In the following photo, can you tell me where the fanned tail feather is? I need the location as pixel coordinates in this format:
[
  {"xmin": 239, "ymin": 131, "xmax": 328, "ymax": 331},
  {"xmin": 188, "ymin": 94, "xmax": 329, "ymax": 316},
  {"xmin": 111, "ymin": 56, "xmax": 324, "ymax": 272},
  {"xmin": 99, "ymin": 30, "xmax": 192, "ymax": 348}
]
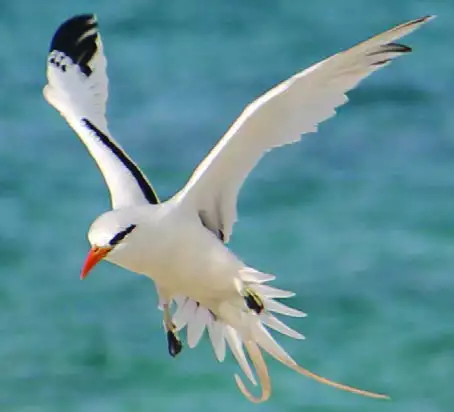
[
  {"xmin": 207, "ymin": 317, "xmax": 226, "ymax": 362},
  {"xmin": 170, "ymin": 268, "xmax": 389, "ymax": 402}
]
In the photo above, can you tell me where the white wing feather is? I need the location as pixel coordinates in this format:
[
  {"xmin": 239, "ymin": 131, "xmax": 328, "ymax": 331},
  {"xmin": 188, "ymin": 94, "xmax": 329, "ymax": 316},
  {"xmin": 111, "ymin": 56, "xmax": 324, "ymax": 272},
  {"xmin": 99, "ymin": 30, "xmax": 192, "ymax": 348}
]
[
  {"xmin": 176, "ymin": 16, "xmax": 433, "ymax": 242},
  {"xmin": 44, "ymin": 14, "xmax": 158, "ymax": 209}
]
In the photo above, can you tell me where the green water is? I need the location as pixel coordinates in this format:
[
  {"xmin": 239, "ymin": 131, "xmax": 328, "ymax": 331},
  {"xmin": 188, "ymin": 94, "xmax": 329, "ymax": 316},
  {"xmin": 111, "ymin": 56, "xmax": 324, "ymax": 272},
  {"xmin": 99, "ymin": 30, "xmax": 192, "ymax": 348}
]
[{"xmin": 0, "ymin": 1, "xmax": 452, "ymax": 411}]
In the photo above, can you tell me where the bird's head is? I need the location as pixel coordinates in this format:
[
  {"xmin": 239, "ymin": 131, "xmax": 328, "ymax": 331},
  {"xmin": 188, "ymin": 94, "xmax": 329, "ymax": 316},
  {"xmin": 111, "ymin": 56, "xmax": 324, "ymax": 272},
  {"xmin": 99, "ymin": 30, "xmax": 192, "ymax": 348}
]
[{"xmin": 81, "ymin": 212, "xmax": 138, "ymax": 279}]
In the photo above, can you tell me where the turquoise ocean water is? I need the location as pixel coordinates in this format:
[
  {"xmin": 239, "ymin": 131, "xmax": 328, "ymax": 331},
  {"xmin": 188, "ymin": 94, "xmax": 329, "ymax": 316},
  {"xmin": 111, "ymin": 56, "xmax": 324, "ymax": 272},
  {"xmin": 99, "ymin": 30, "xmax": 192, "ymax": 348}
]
[{"xmin": 0, "ymin": 1, "xmax": 452, "ymax": 411}]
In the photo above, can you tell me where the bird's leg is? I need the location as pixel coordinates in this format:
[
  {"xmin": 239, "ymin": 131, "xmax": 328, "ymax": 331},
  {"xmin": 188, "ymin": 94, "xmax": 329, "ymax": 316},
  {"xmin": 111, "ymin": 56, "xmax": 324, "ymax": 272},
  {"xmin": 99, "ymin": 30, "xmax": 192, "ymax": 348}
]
[
  {"xmin": 243, "ymin": 287, "xmax": 265, "ymax": 314},
  {"xmin": 163, "ymin": 302, "xmax": 183, "ymax": 358}
]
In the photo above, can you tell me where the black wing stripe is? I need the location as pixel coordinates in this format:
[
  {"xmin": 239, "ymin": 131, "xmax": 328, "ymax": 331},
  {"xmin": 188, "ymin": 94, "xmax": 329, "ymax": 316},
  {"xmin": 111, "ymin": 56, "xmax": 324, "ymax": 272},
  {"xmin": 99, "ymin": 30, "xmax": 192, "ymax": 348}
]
[{"xmin": 82, "ymin": 119, "xmax": 160, "ymax": 205}]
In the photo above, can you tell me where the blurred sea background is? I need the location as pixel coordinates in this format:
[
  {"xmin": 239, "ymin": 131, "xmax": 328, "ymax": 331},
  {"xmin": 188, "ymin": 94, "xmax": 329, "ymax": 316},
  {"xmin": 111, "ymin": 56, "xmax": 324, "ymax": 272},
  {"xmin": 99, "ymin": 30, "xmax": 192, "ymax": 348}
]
[{"xmin": 0, "ymin": 0, "xmax": 452, "ymax": 411}]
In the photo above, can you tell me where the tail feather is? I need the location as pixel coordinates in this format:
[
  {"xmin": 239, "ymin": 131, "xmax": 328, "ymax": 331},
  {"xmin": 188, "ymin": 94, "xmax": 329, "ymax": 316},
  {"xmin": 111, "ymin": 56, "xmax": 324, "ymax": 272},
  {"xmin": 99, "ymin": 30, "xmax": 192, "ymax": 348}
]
[
  {"xmin": 234, "ymin": 341, "xmax": 271, "ymax": 403},
  {"xmin": 263, "ymin": 297, "xmax": 307, "ymax": 317},
  {"xmin": 287, "ymin": 362, "xmax": 390, "ymax": 400},
  {"xmin": 260, "ymin": 312, "xmax": 305, "ymax": 340},
  {"xmin": 187, "ymin": 305, "xmax": 209, "ymax": 348},
  {"xmin": 251, "ymin": 319, "xmax": 297, "ymax": 367},
  {"xmin": 224, "ymin": 325, "xmax": 257, "ymax": 386},
  {"xmin": 239, "ymin": 268, "xmax": 275, "ymax": 283},
  {"xmin": 252, "ymin": 283, "xmax": 295, "ymax": 298},
  {"xmin": 173, "ymin": 297, "xmax": 197, "ymax": 331},
  {"xmin": 207, "ymin": 317, "xmax": 226, "ymax": 362},
  {"xmin": 171, "ymin": 268, "xmax": 389, "ymax": 402}
]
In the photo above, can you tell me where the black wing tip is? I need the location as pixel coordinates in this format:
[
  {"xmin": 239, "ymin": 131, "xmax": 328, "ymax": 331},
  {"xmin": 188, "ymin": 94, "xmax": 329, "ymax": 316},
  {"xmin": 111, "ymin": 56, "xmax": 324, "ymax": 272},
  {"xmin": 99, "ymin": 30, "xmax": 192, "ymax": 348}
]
[
  {"xmin": 385, "ymin": 15, "xmax": 436, "ymax": 54},
  {"xmin": 414, "ymin": 15, "xmax": 436, "ymax": 24},
  {"xmin": 49, "ymin": 14, "xmax": 99, "ymax": 76},
  {"xmin": 399, "ymin": 15, "xmax": 436, "ymax": 30},
  {"xmin": 50, "ymin": 14, "xmax": 98, "ymax": 53}
]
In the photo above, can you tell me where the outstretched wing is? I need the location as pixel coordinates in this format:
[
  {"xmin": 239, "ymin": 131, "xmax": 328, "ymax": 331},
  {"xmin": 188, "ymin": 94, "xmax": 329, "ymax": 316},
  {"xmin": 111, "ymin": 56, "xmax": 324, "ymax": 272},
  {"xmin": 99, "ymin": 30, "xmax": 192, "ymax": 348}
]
[
  {"xmin": 175, "ymin": 16, "xmax": 433, "ymax": 242},
  {"xmin": 44, "ymin": 14, "xmax": 159, "ymax": 209}
]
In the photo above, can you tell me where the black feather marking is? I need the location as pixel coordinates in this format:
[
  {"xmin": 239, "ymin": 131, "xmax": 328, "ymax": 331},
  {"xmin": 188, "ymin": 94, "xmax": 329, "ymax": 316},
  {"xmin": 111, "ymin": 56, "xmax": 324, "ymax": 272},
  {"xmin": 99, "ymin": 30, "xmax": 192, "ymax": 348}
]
[
  {"xmin": 199, "ymin": 210, "xmax": 225, "ymax": 242},
  {"xmin": 109, "ymin": 224, "xmax": 137, "ymax": 246},
  {"xmin": 49, "ymin": 14, "xmax": 98, "ymax": 76},
  {"xmin": 367, "ymin": 42, "xmax": 412, "ymax": 57},
  {"xmin": 385, "ymin": 43, "xmax": 412, "ymax": 53},
  {"xmin": 244, "ymin": 288, "xmax": 264, "ymax": 314},
  {"xmin": 82, "ymin": 118, "xmax": 160, "ymax": 205},
  {"xmin": 372, "ymin": 59, "xmax": 391, "ymax": 66}
]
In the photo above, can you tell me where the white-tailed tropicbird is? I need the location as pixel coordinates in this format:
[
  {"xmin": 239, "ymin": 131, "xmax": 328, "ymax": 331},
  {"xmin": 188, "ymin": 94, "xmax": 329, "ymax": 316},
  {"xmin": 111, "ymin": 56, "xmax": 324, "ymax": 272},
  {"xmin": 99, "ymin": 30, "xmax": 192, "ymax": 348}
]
[{"xmin": 44, "ymin": 14, "xmax": 433, "ymax": 403}]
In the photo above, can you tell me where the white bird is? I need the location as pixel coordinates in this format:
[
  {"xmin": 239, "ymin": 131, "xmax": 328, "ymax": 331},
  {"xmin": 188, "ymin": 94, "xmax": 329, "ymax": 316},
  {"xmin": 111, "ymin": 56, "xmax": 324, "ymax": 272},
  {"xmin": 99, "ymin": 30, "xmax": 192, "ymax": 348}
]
[{"xmin": 44, "ymin": 14, "xmax": 433, "ymax": 402}]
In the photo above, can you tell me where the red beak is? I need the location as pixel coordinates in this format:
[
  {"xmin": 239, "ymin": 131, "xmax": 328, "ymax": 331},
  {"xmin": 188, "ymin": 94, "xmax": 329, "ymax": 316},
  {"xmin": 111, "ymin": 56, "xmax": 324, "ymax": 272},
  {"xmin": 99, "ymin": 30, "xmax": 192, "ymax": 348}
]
[{"xmin": 80, "ymin": 246, "xmax": 111, "ymax": 279}]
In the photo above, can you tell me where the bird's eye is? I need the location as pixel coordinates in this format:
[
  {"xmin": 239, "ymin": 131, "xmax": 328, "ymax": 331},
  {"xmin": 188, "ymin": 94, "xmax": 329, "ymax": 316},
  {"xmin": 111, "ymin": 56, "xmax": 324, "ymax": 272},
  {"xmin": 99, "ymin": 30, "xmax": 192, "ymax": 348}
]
[{"xmin": 109, "ymin": 224, "xmax": 137, "ymax": 246}]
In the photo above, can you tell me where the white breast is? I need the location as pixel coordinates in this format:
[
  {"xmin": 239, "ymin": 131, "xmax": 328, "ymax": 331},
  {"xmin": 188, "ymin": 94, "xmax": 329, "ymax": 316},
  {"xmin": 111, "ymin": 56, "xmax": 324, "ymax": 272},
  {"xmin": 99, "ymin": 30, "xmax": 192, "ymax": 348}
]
[{"xmin": 106, "ymin": 204, "xmax": 244, "ymax": 306}]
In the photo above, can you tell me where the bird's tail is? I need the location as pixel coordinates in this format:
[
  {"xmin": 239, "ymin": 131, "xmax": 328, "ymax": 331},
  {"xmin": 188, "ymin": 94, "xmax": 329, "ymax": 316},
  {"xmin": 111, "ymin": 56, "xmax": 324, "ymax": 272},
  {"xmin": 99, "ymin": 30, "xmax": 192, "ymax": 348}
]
[{"xmin": 172, "ymin": 267, "xmax": 390, "ymax": 403}]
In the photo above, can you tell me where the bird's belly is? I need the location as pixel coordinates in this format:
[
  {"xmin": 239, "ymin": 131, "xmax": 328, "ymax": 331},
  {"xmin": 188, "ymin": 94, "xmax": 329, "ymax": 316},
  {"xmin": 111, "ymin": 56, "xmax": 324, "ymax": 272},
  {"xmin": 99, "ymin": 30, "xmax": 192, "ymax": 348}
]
[
  {"xmin": 154, "ymin": 242, "xmax": 241, "ymax": 304},
  {"xmin": 109, "ymin": 224, "xmax": 243, "ymax": 305}
]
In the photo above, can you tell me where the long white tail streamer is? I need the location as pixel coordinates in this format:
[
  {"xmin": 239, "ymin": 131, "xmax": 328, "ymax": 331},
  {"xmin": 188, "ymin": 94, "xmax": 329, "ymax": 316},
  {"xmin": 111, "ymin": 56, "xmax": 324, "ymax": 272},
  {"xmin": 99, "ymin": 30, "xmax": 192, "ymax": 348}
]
[
  {"xmin": 173, "ymin": 299, "xmax": 390, "ymax": 402},
  {"xmin": 234, "ymin": 339, "xmax": 389, "ymax": 403},
  {"xmin": 172, "ymin": 268, "xmax": 390, "ymax": 402}
]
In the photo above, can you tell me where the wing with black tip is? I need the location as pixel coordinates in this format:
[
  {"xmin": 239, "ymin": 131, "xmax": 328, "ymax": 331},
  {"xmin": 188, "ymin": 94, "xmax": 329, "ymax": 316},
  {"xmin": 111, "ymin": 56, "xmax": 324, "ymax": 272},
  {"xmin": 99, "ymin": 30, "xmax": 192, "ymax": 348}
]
[
  {"xmin": 176, "ymin": 16, "xmax": 433, "ymax": 243},
  {"xmin": 44, "ymin": 14, "xmax": 159, "ymax": 209}
]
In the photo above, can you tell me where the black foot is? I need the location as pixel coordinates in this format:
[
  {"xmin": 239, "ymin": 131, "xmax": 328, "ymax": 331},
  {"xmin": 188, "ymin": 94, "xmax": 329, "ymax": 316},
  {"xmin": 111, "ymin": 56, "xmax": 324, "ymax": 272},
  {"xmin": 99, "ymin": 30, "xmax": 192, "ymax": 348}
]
[
  {"xmin": 167, "ymin": 330, "xmax": 183, "ymax": 358},
  {"xmin": 244, "ymin": 288, "xmax": 264, "ymax": 314}
]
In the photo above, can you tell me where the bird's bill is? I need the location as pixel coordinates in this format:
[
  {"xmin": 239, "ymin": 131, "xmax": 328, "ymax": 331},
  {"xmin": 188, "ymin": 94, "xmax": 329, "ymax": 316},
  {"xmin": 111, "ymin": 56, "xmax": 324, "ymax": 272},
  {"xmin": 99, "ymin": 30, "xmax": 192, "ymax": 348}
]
[{"xmin": 80, "ymin": 246, "xmax": 112, "ymax": 279}]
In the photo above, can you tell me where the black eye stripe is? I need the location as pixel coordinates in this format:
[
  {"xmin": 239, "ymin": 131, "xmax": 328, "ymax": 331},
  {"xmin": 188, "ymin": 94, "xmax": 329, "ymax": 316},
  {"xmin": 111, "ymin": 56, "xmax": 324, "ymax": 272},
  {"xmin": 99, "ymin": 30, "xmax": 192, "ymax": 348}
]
[{"xmin": 109, "ymin": 224, "xmax": 137, "ymax": 246}]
